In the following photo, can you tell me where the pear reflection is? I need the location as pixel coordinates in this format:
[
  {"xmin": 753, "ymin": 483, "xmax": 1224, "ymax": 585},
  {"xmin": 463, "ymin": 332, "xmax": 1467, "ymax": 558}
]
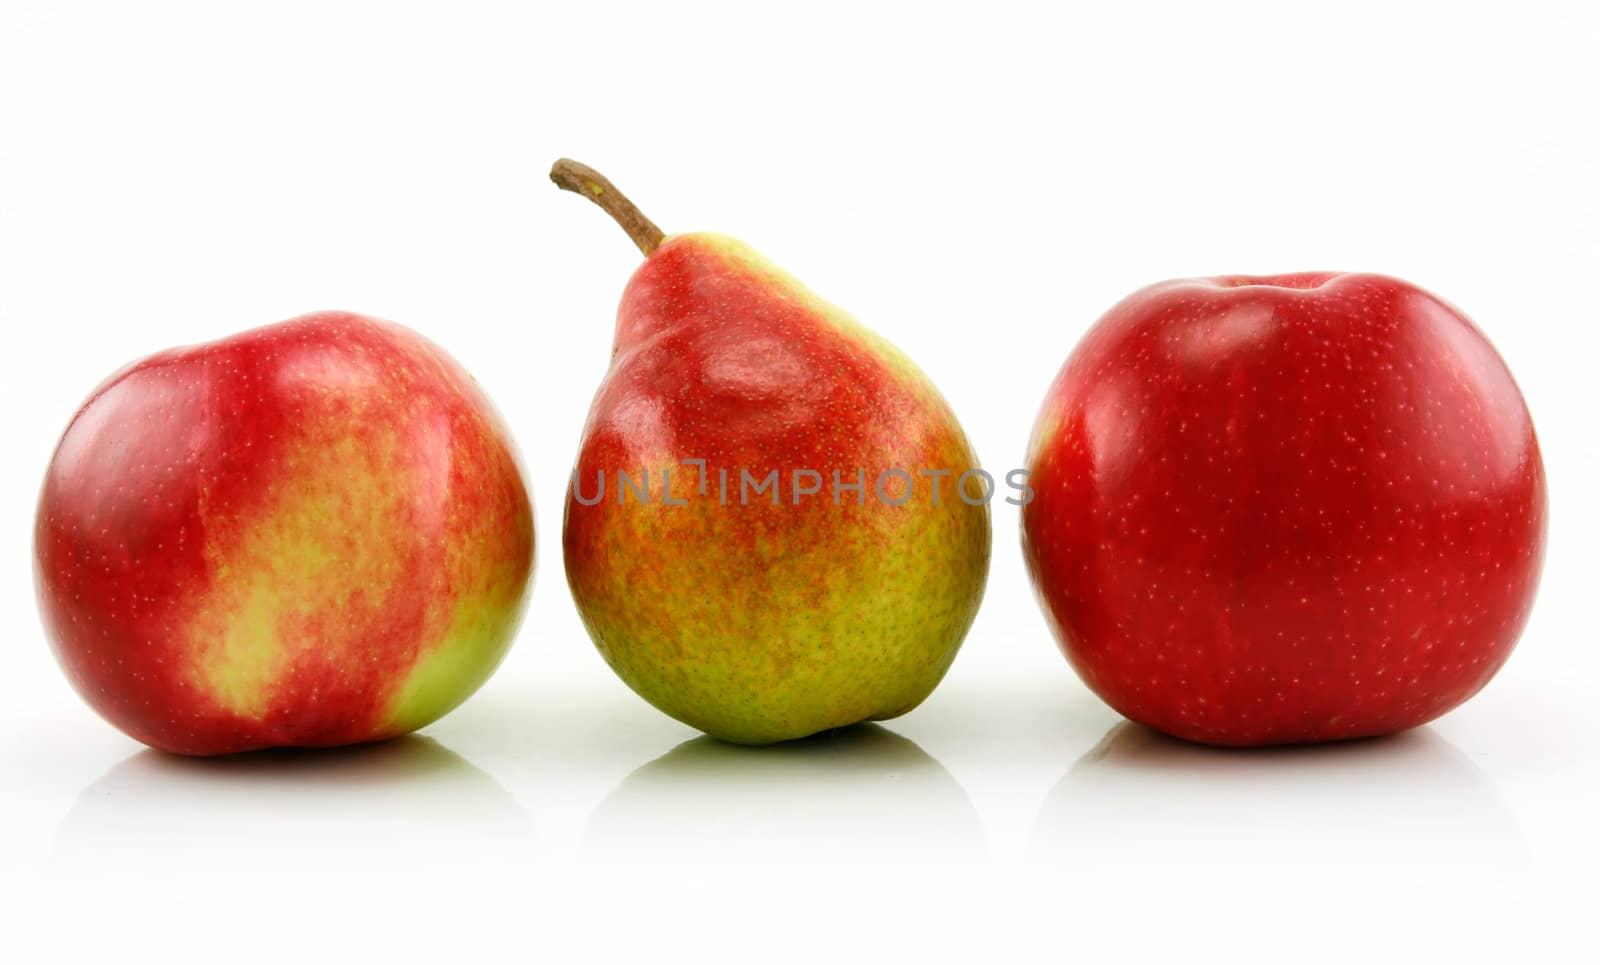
[
  {"xmin": 1031, "ymin": 722, "xmax": 1527, "ymax": 875},
  {"xmin": 53, "ymin": 736, "xmax": 532, "ymax": 882},
  {"xmin": 587, "ymin": 724, "xmax": 985, "ymax": 867}
]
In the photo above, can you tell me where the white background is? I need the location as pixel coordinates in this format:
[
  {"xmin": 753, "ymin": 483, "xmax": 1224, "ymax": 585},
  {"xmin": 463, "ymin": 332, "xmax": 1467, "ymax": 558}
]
[{"xmin": 2, "ymin": 1, "xmax": 1597, "ymax": 960}]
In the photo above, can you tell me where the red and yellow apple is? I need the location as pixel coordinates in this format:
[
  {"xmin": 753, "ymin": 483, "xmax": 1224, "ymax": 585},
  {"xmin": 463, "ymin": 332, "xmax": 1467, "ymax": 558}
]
[
  {"xmin": 1022, "ymin": 273, "xmax": 1545, "ymax": 746},
  {"xmin": 35, "ymin": 311, "xmax": 534, "ymax": 755}
]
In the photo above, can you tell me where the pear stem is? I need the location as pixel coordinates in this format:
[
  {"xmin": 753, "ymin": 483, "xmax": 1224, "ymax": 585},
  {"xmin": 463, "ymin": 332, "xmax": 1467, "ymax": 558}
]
[{"xmin": 549, "ymin": 159, "xmax": 666, "ymax": 256}]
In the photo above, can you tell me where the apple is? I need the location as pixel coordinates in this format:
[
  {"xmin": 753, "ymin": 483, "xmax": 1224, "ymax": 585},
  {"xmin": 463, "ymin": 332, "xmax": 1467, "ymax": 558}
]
[
  {"xmin": 1022, "ymin": 273, "xmax": 1546, "ymax": 746},
  {"xmin": 35, "ymin": 311, "xmax": 534, "ymax": 755}
]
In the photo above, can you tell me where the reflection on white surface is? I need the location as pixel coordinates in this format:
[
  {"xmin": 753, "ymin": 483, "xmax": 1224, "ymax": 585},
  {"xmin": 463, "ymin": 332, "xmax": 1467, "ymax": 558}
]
[
  {"xmin": 1031, "ymin": 722, "xmax": 1527, "ymax": 876},
  {"xmin": 51, "ymin": 736, "xmax": 533, "ymax": 883},
  {"xmin": 585, "ymin": 724, "xmax": 986, "ymax": 867}
]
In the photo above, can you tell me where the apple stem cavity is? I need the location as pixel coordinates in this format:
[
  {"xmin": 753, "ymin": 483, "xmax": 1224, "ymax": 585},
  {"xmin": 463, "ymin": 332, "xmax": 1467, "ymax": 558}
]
[{"xmin": 550, "ymin": 158, "xmax": 665, "ymax": 256}]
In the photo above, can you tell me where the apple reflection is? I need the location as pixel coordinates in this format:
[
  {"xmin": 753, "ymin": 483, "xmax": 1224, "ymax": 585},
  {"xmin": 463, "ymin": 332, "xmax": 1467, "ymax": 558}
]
[
  {"xmin": 1031, "ymin": 722, "xmax": 1527, "ymax": 876},
  {"xmin": 586, "ymin": 724, "xmax": 985, "ymax": 868},
  {"xmin": 52, "ymin": 736, "xmax": 532, "ymax": 883}
]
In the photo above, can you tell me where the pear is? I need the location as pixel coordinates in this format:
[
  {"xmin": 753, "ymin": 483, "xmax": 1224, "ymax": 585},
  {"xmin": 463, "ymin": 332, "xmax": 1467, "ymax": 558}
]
[{"xmin": 553, "ymin": 159, "xmax": 990, "ymax": 744}]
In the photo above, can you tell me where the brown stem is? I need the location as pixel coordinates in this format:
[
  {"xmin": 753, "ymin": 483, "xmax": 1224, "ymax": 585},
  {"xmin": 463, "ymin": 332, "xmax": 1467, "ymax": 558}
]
[{"xmin": 549, "ymin": 158, "xmax": 665, "ymax": 256}]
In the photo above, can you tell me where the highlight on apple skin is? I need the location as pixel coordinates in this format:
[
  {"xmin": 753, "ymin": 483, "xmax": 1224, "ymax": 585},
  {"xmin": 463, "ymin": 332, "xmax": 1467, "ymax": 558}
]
[
  {"xmin": 1022, "ymin": 273, "xmax": 1546, "ymax": 747},
  {"xmin": 34, "ymin": 311, "xmax": 535, "ymax": 755},
  {"xmin": 551, "ymin": 159, "xmax": 991, "ymax": 745}
]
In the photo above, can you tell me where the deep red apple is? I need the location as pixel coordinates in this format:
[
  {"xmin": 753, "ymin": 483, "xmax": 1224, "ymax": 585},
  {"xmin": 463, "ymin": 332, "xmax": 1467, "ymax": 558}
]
[
  {"xmin": 35, "ymin": 312, "xmax": 534, "ymax": 755},
  {"xmin": 1022, "ymin": 273, "xmax": 1545, "ymax": 746}
]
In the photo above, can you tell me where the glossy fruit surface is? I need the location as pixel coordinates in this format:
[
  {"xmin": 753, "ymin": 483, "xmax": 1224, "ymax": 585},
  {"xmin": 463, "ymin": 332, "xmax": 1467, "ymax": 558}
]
[
  {"xmin": 35, "ymin": 312, "xmax": 534, "ymax": 754},
  {"xmin": 554, "ymin": 161, "xmax": 990, "ymax": 744},
  {"xmin": 1022, "ymin": 273, "xmax": 1545, "ymax": 746}
]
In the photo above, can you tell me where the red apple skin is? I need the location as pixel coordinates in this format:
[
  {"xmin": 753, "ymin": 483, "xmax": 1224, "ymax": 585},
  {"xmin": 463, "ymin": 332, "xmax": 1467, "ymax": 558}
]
[
  {"xmin": 35, "ymin": 312, "xmax": 534, "ymax": 755},
  {"xmin": 1022, "ymin": 274, "xmax": 1545, "ymax": 746}
]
